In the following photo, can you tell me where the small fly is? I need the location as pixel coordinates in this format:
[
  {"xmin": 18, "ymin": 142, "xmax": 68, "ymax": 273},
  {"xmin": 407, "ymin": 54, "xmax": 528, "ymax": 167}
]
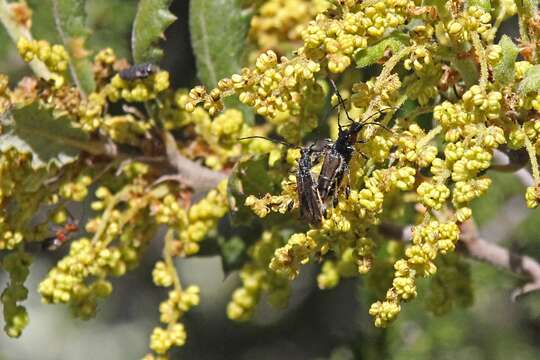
[
  {"xmin": 119, "ymin": 63, "xmax": 159, "ymax": 81},
  {"xmin": 41, "ymin": 211, "xmax": 79, "ymax": 251}
]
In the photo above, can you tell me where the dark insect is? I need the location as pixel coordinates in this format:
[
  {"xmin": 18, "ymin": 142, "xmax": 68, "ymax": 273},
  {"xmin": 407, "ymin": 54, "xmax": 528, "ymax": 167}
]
[
  {"xmin": 296, "ymin": 140, "xmax": 332, "ymax": 226},
  {"xmin": 317, "ymin": 80, "xmax": 393, "ymax": 207},
  {"xmin": 42, "ymin": 215, "xmax": 79, "ymax": 251},
  {"xmin": 119, "ymin": 63, "xmax": 159, "ymax": 81},
  {"xmin": 239, "ymin": 136, "xmax": 331, "ymax": 226}
]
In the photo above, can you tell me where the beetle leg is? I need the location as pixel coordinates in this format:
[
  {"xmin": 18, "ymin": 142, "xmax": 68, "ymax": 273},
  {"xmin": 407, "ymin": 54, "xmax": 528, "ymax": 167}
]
[
  {"xmin": 345, "ymin": 171, "xmax": 351, "ymax": 199},
  {"xmin": 287, "ymin": 200, "xmax": 294, "ymax": 211},
  {"xmin": 357, "ymin": 151, "xmax": 368, "ymax": 160},
  {"xmin": 332, "ymin": 181, "xmax": 340, "ymax": 207}
]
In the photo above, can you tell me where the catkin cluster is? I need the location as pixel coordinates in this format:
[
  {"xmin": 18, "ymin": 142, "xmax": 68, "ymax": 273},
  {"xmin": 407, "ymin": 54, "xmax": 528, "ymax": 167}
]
[
  {"xmin": 4, "ymin": 0, "xmax": 540, "ymax": 354},
  {"xmin": 197, "ymin": 0, "xmax": 540, "ymax": 328}
]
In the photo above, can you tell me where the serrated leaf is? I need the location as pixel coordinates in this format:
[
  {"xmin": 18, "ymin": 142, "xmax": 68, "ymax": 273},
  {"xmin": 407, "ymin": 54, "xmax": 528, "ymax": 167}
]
[
  {"xmin": 189, "ymin": 0, "xmax": 254, "ymax": 123},
  {"xmin": 132, "ymin": 0, "xmax": 177, "ymax": 64},
  {"xmin": 0, "ymin": 104, "xmax": 89, "ymax": 169},
  {"xmin": 52, "ymin": 0, "xmax": 96, "ymax": 95},
  {"xmin": 354, "ymin": 33, "xmax": 409, "ymax": 68},
  {"xmin": 493, "ymin": 35, "xmax": 519, "ymax": 85},
  {"xmin": 518, "ymin": 65, "xmax": 540, "ymax": 94},
  {"xmin": 189, "ymin": 0, "xmax": 252, "ymax": 87}
]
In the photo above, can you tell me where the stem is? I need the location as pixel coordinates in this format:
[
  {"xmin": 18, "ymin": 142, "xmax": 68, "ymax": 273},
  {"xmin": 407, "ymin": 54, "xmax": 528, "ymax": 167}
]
[
  {"xmin": 91, "ymin": 187, "xmax": 129, "ymax": 245},
  {"xmin": 515, "ymin": 0, "xmax": 533, "ymax": 44},
  {"xmin": 162, "ymin": 129, "xmax": 227, "ymax": 192},
  {"xmin": 376, "ymin": 46, "xmax": 413, "ymax": 92},
  {"xmin": 489, "ymin": 4, "xmax": 507, "ymax": 42},
  {"xmin": 490, "ymin": 149, "xmax": 531, "ymax": 176},
  {"xmin": 459, "ymin": 220, "xmax": 540, "ymax": 300},
  {"xmin": 471, "ymin": 32, "xmax": 488, "ymax": 89},
  {"xmin": 383, "ymin": 94, "xmax": 408, "ymax": 125},
  {"xmin": 417, "ymin": 125, "xmax": 442, "ymax": 149},
  {"xmin": 362, "ymin": 47, "xmax": 413, "ymax": 138},
  {"xmin": 164, "ymin": 228, "xmax": 182, "ymax": 292},
  {"xmin": 0, "ymin": 0, "xmax": 53, "ymax": 80},
  {"xmin": 524, "ymin": 130, "xmax": 540, "ymax": 184},
  {"xmin": 379, "ymin": 219, "xmax": 540, "ymax": 299}
]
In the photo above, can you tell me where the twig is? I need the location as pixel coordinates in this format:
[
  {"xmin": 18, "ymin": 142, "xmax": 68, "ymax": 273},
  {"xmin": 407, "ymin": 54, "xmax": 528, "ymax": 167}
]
[
  {"xmin": 379, "ymin": 220, "xmax": 540, "ymax": 300},
  {"xmin": 72, "ymin": 130, "xmax": 225, "ymax": 192},
  {"xmin": 161, "ymin": 130, "xmax": 227, "ymax": 192},
  {"xmin": 479, "ymin": 195, "xmax": 529, "ymax": 244},
  {"xmin": 459, "ymin": 220, "xmax": 540, "ymax": 300},
  {"xmin": 490, "ymin": 149, "xmax": 534, "ymax": 187},
  {"xmin": 378, "ymin": 222, "xmax": 413, "ymax": 242}
]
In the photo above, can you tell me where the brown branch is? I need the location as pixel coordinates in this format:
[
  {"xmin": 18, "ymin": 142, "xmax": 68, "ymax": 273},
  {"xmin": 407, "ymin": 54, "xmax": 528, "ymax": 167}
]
[
  {"xmin": 161, "ymin": 130, "xmax": 227, "ymax": 192},
  {"xmin": 459, "ymin": 220, "xmax": 540, "ymax": 300},
  {"xmin": 490, "ymin": 149, "xmax": 534, "ymax": 187},
  {"xmin": 379, "ymin": 220, "xmax": 540, "ymax": 300},
  {"xmin": 81, "ymin": 131, "xmax": 227, "ymax": 193},
  {"xmin": 378, "ymin": 222, "xmax": 413, "ymax": 242},
  {"xmin": 479, "ymin": 195, "xmax": 529, "ymax": 243}
]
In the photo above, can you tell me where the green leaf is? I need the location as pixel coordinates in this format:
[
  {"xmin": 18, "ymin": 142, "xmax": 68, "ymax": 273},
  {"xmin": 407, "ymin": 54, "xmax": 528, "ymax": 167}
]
[
  {"xmin": 424, "ymin": 0, "xmax": 451, "ymax": 20},
  {"xmin": 131, "ymin": 0, "xmax": 177, "ymax": 64},
  {"xmin": 493, "ymin": 35, "xmax": 519, "ymax": 85},
  {"xmin": 189, "ymin": 0, "xmax": 254, "ymax": 123},
  {"xmin": 354, "ymin": 33, "xmax": 409, "ymax": 68},
  {"xmin": 518, "ymin": 65, "xmax": 540, "ymax": 94},
  {"xmin": 189, "ymin": 0, "xmax": 252, "ymax": 87},
  {"xmin": 227, "ymin": 155, "xmax": 282, "ymax": 226},
  {"xmin": 0, "ymin": 104, "xmax": 89, "ymax": 169},
  {"xmin": 218, "ymin": 236, "xmax": 247, "ymax": 275},
  {"xmin": 467, "ymin": 0, "xmax": 491, "ymax": 11},
  {"xmin": 453, "ymin": 58, "xmax": 479, "ymax": 87},
  {"xmin": 52, "ymin": 0, "xmax": 96, "ymax": 95}
]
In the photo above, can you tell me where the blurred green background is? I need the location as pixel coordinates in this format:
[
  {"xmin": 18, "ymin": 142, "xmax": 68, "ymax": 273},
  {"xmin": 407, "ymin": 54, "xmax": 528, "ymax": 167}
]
[{"xmin": 1, "ymin": 1, "xmax": 540, "ymax": 359}]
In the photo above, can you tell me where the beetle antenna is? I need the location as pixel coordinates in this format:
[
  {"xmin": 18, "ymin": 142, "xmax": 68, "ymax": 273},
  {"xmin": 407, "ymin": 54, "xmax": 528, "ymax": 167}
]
[
  {"xmin": 360, "ymin": 107, "xmax": 396, "ymax": 133},
  {"xmin": 328, "ymin": 79, "xmax": 355, "ymax": 131},
  {"xmin": 238, "ymin": 135, "xmax": 297, "ymax": 148},
  {"xmin": 358, "ymin": 121, "xmax": 394, "ymax": 134}
]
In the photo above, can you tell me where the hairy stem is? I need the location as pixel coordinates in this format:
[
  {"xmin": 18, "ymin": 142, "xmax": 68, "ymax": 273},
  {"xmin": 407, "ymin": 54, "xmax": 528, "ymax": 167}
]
[
  {"xmin": 523, "ymin": 130, "xmax": 540, "ymax": 184},
  {"xmin": 417, "ymin": 125, "xmax": 442, "ymax": 149},
  {"xmin": 471, "ymin": 32, "xmax": 488, "ymax": 89},
  {"xmin": 91, "ymin": 187, "xmax": 129, "ymax": 245}
]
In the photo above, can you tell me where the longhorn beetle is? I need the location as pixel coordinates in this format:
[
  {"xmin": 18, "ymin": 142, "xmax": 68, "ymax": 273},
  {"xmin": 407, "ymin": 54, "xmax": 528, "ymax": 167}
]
[
  {"xmin": 239, "ymin": 136, "xmax": 332, "ymax": 227},
  {"xmin": 317, "ymin": 80, "xmax": 394, "ymax": 207}
]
